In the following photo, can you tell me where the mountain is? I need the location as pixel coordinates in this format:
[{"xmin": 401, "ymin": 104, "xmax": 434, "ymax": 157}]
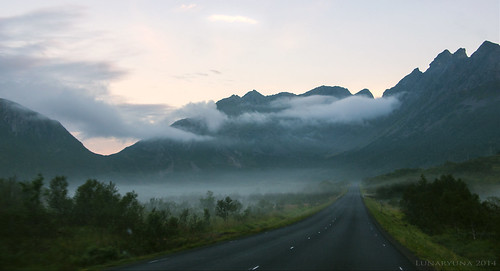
[
  {"xmin": 332, "ymin": 41, "xmax": 500, "ymax": 174},
  {"xmin": 139, "ymin": 41, "xmax": 500, "ymax": 176},
  {"xmin": 215, "ymin": 86, "xmax": 361, "ymax": 116},
  {"xmin": 354, "ymin": 89, "xmax": 374, "ymax": 98},
  {"xmin": 0, "ymin": 99, "xmax": 103, "ymax": 178},
  {"xmin": 114, "ymin": 86, "xmax": 378, "ymax": 175},
  {"xmin": 1, "ymin": 41, "xmax": 499, "ymax": 179}
]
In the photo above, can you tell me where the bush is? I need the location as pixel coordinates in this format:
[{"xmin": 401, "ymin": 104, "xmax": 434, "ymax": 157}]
[
  {"xmin": 81, "ymin": 246, "xmax": 120, "ymax": 265},
  {"xmin": 401, "ymin": 175, "xmax": 487, "ymax": 238}
]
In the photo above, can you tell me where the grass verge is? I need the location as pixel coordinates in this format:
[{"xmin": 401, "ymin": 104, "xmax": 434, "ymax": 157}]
[{"xmin": 363, "ymin": 196, "xmax": 497, "ymax": 271}]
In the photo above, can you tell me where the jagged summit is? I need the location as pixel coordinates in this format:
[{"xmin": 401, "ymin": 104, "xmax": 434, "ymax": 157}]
[
  {"xmin": 216, "ymin": 86, "xmax": 356, "ymax": 116},
  {"xmin": 453, "ymin": 48, "xmax": 468, "ymax": 59},
  {"xmin": 427, "ymin": 48, "xmax": 466, "ymax": 73},
  {"xmin": 383, "ymin": 40, "xmax": 499, "ymax": 99},
  {"xmin": 470, "ymin": 40, "xmax": 500, "ymax": 63}
]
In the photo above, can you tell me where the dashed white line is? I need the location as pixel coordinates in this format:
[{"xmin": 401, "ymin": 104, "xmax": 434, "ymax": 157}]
[
  {"xmin": 148, "ymin": 260, "xmax": 159, "ymax": 264},
  {"xmin": 399, "ymin": 266, "xmax": 403, "ymax": 271},
  {"xmin": 249, "ymin": 265, "xmax": 260, "ymax": 270},
  {"xmin": 290, "ymin": 246, "xmax": 294, "ymax": 250}
]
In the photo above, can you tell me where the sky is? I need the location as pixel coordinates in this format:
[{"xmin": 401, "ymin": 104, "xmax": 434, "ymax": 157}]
[{"xmin": 0, "ymin": 0, "xmax": 499, "ymax": 155}]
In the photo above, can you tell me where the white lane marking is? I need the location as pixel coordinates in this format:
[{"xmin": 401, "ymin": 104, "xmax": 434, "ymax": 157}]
[
  {"xmin": 399, "ymin": 267, "xmax": 403, "ymax": 271},
  {"xmin": 290, "ymin": 246, "xmax": 294, "ymax": 250},
  {"xmin": 318, "ymin": 231, "xmax": 321, "ymax": 234},
  {"xmin": 307, "ymin": 237, "xmax": 311, "ymax": 240},
  {"xmin": 250, "ymin": 265, "xmax": 260, "ymax": 270},
  {"xmin": 382, "ymin": 243, "xmax": 386, "ymax": 247},
  {"xmin": 149, "ymin": 260, "xmax": 159, "ymax": 264}
]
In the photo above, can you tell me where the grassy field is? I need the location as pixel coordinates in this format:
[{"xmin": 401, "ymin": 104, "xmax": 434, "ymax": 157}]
[{"xmin": 363, "ymin": 196, "xmax": 498, "ymax": 271}]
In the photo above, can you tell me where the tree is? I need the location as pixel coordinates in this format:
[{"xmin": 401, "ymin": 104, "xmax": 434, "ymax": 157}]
[
  {"xmin": 73, "ymin": 179, "xmax": 121, "ymax": 228},
  {"xmin": 216, "ymin": 196, "xmax": 242, "ymax": 221},
  {"xmin": 401, "ymin": 175, "xmax": 485, "ymax": 237},
  {"xmin": 47, "ymin": 176, "xmax": 73, "ymax": 219},
  {"xmin": 118, "ymin": 191, "xmax": 144, "ymax": 233},
  {"xmin": 20, "ymin": 174, "xmax": 44, "ymax": 213}
]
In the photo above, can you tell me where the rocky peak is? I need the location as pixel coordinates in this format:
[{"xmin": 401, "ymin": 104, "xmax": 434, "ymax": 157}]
[
  {"xmin": 382, "ymin": 68, "xmax": 423, "ymax": 97},
  {"xmin": 354, "ymin": 89, "xmax": 374, "ymax": 99},
  {"xmin": 428, "ymin": 49, "xmax": 453, "ymax": 71},
  {"xmin": 242, "ymin": 90, "xmax": 266, "ymax": 104},
  {"xmin": 453, "ymin": 48, "xmax": 468, "ymax": 59},
  {"xmin": 470, "ymin": 40, "xmax": 500, "ymax": 61},
  {"xmin": 301, "ymin": 85, "xmax": 352, "ymax": 99}
]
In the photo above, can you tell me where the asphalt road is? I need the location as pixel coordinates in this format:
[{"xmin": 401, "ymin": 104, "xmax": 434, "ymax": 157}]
[{"xmin": 114, "ymin": 185, "xmax": 415, "ymax": 270}]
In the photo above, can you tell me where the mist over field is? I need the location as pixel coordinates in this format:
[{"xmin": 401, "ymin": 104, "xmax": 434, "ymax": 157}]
[{"xmin": 66, "ymin": 168, "xmax": 346, "ymax": 202}]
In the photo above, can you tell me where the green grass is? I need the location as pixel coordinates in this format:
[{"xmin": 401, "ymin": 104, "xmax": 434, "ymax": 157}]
[{"xmin": 363, "ymin": 197, "xmax": 498, "ymax": 271}]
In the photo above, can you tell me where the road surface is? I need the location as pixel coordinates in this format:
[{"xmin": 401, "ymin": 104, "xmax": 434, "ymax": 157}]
[{"xmin": 113, "ymin": 185, "xmax": 415, "ymax": 270}]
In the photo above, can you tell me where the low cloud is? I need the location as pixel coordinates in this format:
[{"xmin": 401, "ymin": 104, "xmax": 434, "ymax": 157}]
[
  {"xmin": 274, "ymin": 95, "xmax": 400, "ymax": 124},
  {"xmin": 220, "ymin": 95, "xmax": 401, "ymax": 128},
  {"xmin": 0, "ymin": 7, "xmax": 207, "ymax": 145},
  {"xmin": 0, "ymin": 7, "xmax": 400, "ymax": 152},
  {"xmin": 172, "ymin": 101, "xmax": 228, "ymax": 132}
]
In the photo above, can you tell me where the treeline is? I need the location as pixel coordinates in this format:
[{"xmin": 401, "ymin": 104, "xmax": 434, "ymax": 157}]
[
  {"xmin": 401, "ymin": 175, "xmax": 500, "ymax": 239},
  {"xmin": 371, "ymin": 175, "xmax": 500, "ymax": 262},
  {"xmin": 0, "ymin": 175, "xmax": 340, "ymax": 270}
]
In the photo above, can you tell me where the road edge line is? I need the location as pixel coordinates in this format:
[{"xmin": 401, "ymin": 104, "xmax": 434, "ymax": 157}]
[{"xmin": 361, "ymin": 194, "xmax": 433, "ymax": 271}]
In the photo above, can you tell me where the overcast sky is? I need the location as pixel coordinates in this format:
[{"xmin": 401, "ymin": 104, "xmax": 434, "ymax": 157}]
[{"xmin": 0, "ymin": 0, "xmax": 498, "ymax": 154}]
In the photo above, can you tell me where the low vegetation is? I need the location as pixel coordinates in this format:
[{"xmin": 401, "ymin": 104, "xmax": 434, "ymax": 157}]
[
  {"xmin": 364, "ymin": 175, "xmax": 499, "ymax": 271},
  {"xmin": 0, "ymin": 175, "xmax": 343, "ymax": 270},
  {"xmin": 364, "ymin": 154, "xmax": 500, "ymax": 197}
]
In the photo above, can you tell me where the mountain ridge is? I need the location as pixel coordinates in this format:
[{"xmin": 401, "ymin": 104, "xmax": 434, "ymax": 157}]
[{"xmin": 1, "ymin": 41, "xmax": 499, "ymax": 179}]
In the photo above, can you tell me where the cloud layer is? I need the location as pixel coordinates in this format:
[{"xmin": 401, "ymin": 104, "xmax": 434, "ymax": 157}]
[
  {"xmin": 274, "ymin": 95, "xmax": 400, "ymax": 124},
  {"xmin": 0, "ymin": 7, "xmax": 207, "ymax": 145},
  {"xmin": 0, "ymin": 7, "xmax": 401, "ymax": 154}
]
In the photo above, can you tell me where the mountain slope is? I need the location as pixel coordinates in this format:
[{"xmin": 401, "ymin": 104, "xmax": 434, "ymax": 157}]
[
  {"xmin": 0, "ymin": 98, "xmax": 103, "ymax": 178},
  {"xmin": 113, "ymin": 86, "xmax": 378, "ymax": 174},
  {"xmin": 333, "ymin": 41, "xmax": 500, "ymax": 174}
]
